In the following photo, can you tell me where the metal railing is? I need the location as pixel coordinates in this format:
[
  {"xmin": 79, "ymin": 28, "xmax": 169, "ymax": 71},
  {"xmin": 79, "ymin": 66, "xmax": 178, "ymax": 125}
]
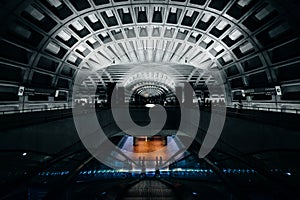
[
  {"xmin": 1, "ymin": 103, "xmax": 300, "ymax": 115},
  {"xmin": 0, "ymin": 106, "xmax": 73, "ymax": 115},
  {"xmin": 228, "ymin": 105, "xmax": 300, "ymax": 114}
]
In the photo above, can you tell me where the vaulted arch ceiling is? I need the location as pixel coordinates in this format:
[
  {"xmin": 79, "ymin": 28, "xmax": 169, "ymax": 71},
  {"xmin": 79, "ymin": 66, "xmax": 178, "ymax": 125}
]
[{"xmin": 0, "ymin": 0, "xmax": 300, "ymax": 105}]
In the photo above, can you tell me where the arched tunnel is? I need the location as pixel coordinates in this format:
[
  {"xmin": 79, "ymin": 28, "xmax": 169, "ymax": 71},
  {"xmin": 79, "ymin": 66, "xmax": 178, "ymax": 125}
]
[{"xmin": 0, "ymin": 0, "xmax": 300, "ymax": 199}]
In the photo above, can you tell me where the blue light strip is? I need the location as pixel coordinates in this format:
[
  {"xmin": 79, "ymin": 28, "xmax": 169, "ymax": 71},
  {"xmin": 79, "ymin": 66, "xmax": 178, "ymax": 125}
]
[{"xmin": 37, "ymin": 168, "xmax": 292, "ymax": 177}]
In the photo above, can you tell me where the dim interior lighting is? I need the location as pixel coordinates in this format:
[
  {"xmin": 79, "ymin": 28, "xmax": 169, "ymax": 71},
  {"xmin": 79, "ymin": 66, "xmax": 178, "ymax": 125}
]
[
  {"xmin": 22, "ymin": 152, "xmax": 27, "ymax": 156},
  {"xmin": 145, "ymin": 104, "xmax": 156, "ymax": 108},
  {"xmin": 286, "ymin": 172, "xmax": 292, "ymax": 176}
]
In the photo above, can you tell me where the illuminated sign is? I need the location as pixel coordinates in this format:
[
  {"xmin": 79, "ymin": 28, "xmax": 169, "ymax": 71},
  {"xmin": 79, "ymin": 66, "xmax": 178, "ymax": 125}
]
[
  {"xmin": 275, "ymin": 86, "xmax": 282, "ymax": 96},
  {"xmin": 18, "ymin": 86, "xmax": 25, "ymax": 96}
]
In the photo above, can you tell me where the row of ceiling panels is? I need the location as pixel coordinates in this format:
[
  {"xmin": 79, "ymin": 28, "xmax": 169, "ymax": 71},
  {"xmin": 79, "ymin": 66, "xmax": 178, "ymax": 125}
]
[
  {"xmin": 81, "ymin": 64, "xmax": 210, "ymax": 88},
  {"xmin": 0, "ymin": 0, "xmax": 299, "ymax": 96}
]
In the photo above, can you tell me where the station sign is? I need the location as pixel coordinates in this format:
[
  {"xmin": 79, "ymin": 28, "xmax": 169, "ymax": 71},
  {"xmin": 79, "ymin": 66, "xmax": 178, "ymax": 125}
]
[
  {"xmin": 233, "ymin": 86, "xmax": 282, "ymax": 96},
  {"xmin": 18, "ymin": 87, "xmax": 55, "ymax": 96},
  {"xmin": 243, "ymin": 87, "xmax": 278, "ymax": 96}
]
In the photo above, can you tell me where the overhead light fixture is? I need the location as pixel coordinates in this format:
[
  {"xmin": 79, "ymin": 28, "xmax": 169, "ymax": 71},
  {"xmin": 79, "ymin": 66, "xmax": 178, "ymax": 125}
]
[
  {"xmin": 239, "ymin": 42, "xmax": 254, "ymax": 54},
  {"xmin": 201, "ymin": 13, "xmax": 212, "ymax": 23},
  {"xmin": 222, "ymin": 53, "xmax": 232, "ymax": 63},
  {"xmin": 57, "ymin": 30, "xmax": 71, "ymax": 41},
  {"xmin": 268, "ymin": 24, "xmax": 289, "ymax": 38},
  {"xmin": 192, "ymin": 32, "xmax": 199, "ymax": 38},
  {"xmin": 100, "ymin": 32, "xmax": 108, "ymax": 37},
  {"xmin": 216, "ymin": 20, "xmax": 228, "ymax": 30},
  {"xmin": 123, "ymin": 7, "xmax": 130, "ymax": 13},
  {"xmin": 47, "ymin": 0, "xmax": 62, "ymax": 8},
  {"xmin": 88, "ymin": 37, "xmax": 97, "ymax": 44},
  {"xmin": 145, "ymin": 104, "xmax": 156, "ymax": 108},
  {"xmin": 46, "ymin": 42, "xmax": 60, "ymax": 54},
  {"xmin": 68, "ymin": 54, "xmax": 78, "ymax": 63},
  {"xmin": 106, "ymin": 10, "xmax": 114, "ymax": 18},
  {"xmin": 237, "ymin": 0, "xmax": 252, "ymax": 7},
  {"xmin": 229, "ymin": 29, "xmax": 242, "ymax": 40},
  {"xmin": 14, "ymin": 25, "xmax": 32, "ymax": 39},
  {"xmin": 203, "ymin": 37, "xmax": 211, "ymax": 44},
  {"xmin": 22, "ymin": 152, "xmax": 27, "ymax": 156},
  {"xmin": 255, "ymin": 5, "xmax": 274, "ymax": 21},
  {"xmin": 88, "ymin": 14, "xmax": 98, "ymax": 23},
  {"xmin": 214, "ymin": 44, "xmax": 223, "ymax": 52},
  {"xmin": 72, "ymin": 20, "xmax": 84, "ymax": 31},
  {"xmin": 77, "ymin": 45, "xmax": 86, "ymax": 53},
  {"xmin": 25, "ymin": 5, "xmax": 45, "ymax": 21},
  {"xmin": 186, "ymin": 10, "xmax": 194, "ymax": 17}
]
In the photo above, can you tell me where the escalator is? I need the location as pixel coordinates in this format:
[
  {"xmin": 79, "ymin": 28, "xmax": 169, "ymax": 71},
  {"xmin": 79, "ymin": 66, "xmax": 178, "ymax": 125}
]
[{"xmin": 121, "ymin": 179, "xmax": 178, "ymax": 200}]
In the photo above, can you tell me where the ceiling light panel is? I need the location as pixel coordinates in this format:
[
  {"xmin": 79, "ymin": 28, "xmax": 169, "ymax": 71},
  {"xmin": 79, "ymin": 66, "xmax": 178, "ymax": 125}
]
[
  {"xmin": 46, "ymin": 0, "xmax": 62, "ymax": 8},
  {"xmin": 57, "ymin": 30, "xmax": 71, "ymax": 41},
  {"xmin": 88, "ymin": 14, "xmax": 99, "ymax": 23},
  {"xmin": 71, "ymin": 20, "xmax": 84, "ymax": 31},
  {"xmin": 46, "ymin": 42, "xmax": 61, "ymax": 54},
  {"xmin": 24, "ymin": 5, "xmax": 45, "ymax": 21}
]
